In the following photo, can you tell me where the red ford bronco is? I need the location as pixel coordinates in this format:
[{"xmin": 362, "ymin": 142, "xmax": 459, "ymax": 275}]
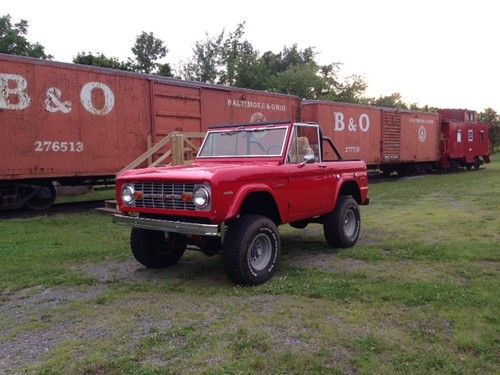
[{"xmin": 113, "ymin": 121, "xmax": 369, "ymax": 284}]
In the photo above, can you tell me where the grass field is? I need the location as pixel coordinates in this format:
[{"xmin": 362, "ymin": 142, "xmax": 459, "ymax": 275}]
[
  {"xmin": 0, "ymin": 159, "xmax": 499, "ymax": 374},
  {"xmin": 54, "ymin": 188, "xmax": 115, "ymax": 204}
]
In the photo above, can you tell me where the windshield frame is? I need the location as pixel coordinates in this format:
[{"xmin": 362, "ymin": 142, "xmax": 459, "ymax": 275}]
[{"xmin": 196, "ymin": 125, "xmax": 291, "ymax": 159}]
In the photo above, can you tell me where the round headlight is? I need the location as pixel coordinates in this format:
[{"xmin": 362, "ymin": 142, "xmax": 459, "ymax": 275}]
[
  {"xmin": 193, "ymin": 186, "xmax": 210, "ymax": 208},
  {"xmin": 122, "ymin": 184, "xmax": 135, "ymax": 205}
]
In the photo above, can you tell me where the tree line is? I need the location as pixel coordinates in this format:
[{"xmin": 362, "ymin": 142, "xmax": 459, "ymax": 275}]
[{"xmin": 1, "ymin": 14, "xmax": 498, "ymax": 149}]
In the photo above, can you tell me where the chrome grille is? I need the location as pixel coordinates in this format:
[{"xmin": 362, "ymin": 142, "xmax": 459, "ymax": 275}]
[{"xmin": 134, "ymin": 182, "xmax": 196, "ymax": 210}]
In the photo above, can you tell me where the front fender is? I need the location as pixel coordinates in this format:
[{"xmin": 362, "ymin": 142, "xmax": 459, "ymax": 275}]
[{"xmin": 223, "ymin": 183, "xmax": 281, "ymax": 222}]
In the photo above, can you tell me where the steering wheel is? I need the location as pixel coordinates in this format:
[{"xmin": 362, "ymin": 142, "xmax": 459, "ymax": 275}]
[{"xmin": 266, "ymin": 145, "xmax": 282, "ymax": 155}]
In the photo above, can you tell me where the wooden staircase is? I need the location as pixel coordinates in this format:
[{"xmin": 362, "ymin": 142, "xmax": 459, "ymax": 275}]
[
  {"xmin": 97, "ymin": 131, "xmax": 206, "ymax": 214},
  {"xmin": 95, "ymin": 199, "xmax": 120, "ymax": 214},
  {"xmin": 117, "ymin": 131, "xmax": 206, "ymax": 175}
]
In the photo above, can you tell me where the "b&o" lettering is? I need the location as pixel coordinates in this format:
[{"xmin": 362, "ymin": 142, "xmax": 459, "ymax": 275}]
[
  {"xmin": 334, "ymin": 112, "xmax": 370, "ymax": 132},
  {"xmin": 0, "ymin": 73, "xmax": 115, "ymax": 116}
]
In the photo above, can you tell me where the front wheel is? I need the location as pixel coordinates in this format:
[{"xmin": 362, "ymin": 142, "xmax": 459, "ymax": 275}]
[
  {"xmin": 222, "ymin": 215, "xmax": 280, "ymax": 285},
  {"xmin": 323, "ymin": 195, "xmax": 361, "ymax": 248},
  {"xmin": 130, "ymin": 228, "xmax": 186, "ymax": 268}
]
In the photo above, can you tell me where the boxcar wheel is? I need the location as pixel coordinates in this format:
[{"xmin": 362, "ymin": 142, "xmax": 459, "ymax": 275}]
[
  {"xmin": 323, "ymin": 195, "xmax": 361, "ymax": 248},
  {"xmin": 130, "ymin": 228, "xmax": 186, "ymax": 268},
  {"xmin": 25, "ymin": 183, "xmax": 56, "ymax": 210},
  {"xmin": 473, "ymin": 158, "xmax": 481, "ymax": 170},
  {"xmin": 222, "ymin": 214, "xmax": 280, "ymax": 285}
]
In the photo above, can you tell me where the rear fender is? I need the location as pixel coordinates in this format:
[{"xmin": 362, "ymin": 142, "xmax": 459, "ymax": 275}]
[{"xmin": 332, "ymin": 179, "xmax": 364, "ymax": 211}]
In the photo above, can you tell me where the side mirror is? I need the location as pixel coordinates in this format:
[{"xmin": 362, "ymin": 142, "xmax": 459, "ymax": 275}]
[{"xmin": 300, "ymin": 154, "xmax": 315, "ymax": 166}]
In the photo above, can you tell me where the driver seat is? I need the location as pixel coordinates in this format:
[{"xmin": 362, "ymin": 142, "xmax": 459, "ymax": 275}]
[{"xmin": 297, "ymin": 136, "xmax": 314, "ymax": 162}]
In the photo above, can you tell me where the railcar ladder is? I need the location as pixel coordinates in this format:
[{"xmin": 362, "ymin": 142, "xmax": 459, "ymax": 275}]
[{"xmin": 381, "ymin": 112, "xmax": 401, "ymax": 162}]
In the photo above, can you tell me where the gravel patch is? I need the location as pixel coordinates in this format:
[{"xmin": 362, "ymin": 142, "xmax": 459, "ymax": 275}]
[
  {"xmin": 289, "ymin": 255, "xmax": 470, "ymax": 283},
  {"xmin": 0, "ymin": 285, "xmax": 107, "ymax": 319},
  {"xmin": 0, "ymin": 285, "xmax": 109, "ymax": 373},
  {"xmin": 0, "ymin": 321, "xmax": 74, "ymax": 373},
  {"xmin": 289, "ymin": 254, "xmax": 368, "ymax": 273},
  {"xmin": 75, "ymin": 259, "xmax": 149, "ymax": 283}
]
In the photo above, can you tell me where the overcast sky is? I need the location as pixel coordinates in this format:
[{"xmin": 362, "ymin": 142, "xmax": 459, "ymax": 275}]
[{"xmin": 3, "ymin": 0, "xmax": 498, "ymax": 111}]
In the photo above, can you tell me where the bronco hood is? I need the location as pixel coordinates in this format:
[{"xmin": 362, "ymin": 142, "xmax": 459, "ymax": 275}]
[{"xmin": 117, "ymin": 161, "xmax": 281, "ymax": 183}]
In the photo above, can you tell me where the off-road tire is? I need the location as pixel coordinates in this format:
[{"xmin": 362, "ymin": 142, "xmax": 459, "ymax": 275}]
[
  {"xmin": 323, "ymin": 195, "xmax": 361, "ymax": 248},
  {"xmin": 222, "ymin": 214, "xmax": 280, "ymax": 285},
  {"xmin": 130, "ymin": 228, "xmax": 186, "ymax": 268}
]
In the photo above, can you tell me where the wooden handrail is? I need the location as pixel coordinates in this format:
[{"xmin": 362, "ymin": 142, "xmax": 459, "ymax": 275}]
[
  {"xmin": 117, "ymin": 133, "xmax": 172, "ymax": 175},
  {"xmin": 117, "ymin": 131, "xmax": 206, "ymax": 176},
  {"xmin": 150, "ymin": 149, "xmax": 172, "ymax": 167}
]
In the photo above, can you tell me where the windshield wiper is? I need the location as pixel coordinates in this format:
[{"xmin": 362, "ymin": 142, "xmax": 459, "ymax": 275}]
[{"xmin": 221, "ymin": 128, "xmax": 268, "ymax": 136}]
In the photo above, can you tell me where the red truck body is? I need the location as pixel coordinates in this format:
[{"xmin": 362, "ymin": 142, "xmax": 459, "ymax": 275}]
[
  {"xmin": 114, "ymin": 121, "xmax": 369, "ymax": 284},
  {"xmin": 117, "ymin": 123, "xmax": 369, "ymax": 225}
]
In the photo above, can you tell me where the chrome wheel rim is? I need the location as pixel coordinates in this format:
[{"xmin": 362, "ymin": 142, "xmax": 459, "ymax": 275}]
[
  {"xmin": 344, "ymin": 209, "xmax": 357, "ymax": 238},
  {"xmin": 248, "ymin": 233, "xmax": 272, "ymax": 271}
]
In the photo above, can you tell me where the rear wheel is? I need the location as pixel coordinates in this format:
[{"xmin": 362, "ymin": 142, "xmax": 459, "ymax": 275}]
[
  {"xmin": 130, "ymin": 228, "xmax": 186, "ymax": 268},
  {"xmin": 222, "ymin": 214, "xmax": 280, "ymax": 285},
  {"xmin": 323, "ymin": 195, "xmax": 361, "ymax": 248}
]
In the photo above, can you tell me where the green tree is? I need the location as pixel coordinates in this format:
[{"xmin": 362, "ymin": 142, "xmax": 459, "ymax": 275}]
[
  {"xmin": 370, "ymin": 92, "xmax": 408, "ymax": 109},
  {"xmin": 478, "ymin": 108, "xmax": 500, "ymax": 151},
  {"xmin": 271, "ymin": 63, "xmax": 327, "ymax": 99},
  {"xmin": 0, "ymin": 14, "xmax": 52, "ymax": 59},
  {"xmin": 73, "ymin": 52, "xmax": 132, "ymax": 71},
  {"xmin": 183, "ymin": 23, "xmax": 368, "ymax": 102},
  {"xmin": 131, "ymin": 31, "xmax": 170, "ymax": 75},
  {"xmin": 156, "ymin": 63, "xmax": 172, "ymax": 77},
  {"xmin": 184, "ymin": 31, "xmax": 224, "ymax": 83},
  {"xmin": 74, "ymin": 31, "xmax": 172, "ymax": 77},
  {"xmin": 184, "ymin": 23, "xmax": 267, "ymax": 89},
  {"xmin": 256, "ymin": 44, "xmax": 368, "ymax": 101},
  {"xmin": 261, "ymin": 44, "xmax": 316, "ymax": 75},
  {"xmin": 330, "ymin": 74, "xmax": 367, "ymax": 103}
]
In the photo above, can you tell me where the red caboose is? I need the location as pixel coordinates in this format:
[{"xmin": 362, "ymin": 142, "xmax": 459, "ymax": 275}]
[{"xmin": 439, "ymin": 109, "xmax": 491, "ymax": 170}]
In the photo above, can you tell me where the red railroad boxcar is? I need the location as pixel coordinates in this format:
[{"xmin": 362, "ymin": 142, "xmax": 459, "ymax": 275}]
[
  {"xmin": 0, "ymin": 54, "xmax": 300, "ymax": 209},
  {"xmin": 302, "ymin": 101, "xmax": 382, "ymax": 165},
  {"xmin": 302, "ymin": 101, "xmax": 441, "ymax": 175},
  {"xmin": 379, "ymin": 108, "xmax": 440, "ymax": 175},
  {"xmin": 439, "ymin": 109, "xmax": 491, "ymax": 170}
]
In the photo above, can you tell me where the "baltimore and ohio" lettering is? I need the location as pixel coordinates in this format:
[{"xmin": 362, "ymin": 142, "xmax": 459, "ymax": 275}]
[
  {"xmin": 227, "ymin": 99, "xmax": 286, "ymax": 112},
  {"xmin": 409, "ymin": 118, "xmax": 434, "ymax": 125}
]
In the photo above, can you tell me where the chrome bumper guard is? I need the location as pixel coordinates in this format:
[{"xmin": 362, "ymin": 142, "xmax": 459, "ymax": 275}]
[{"xmin": 113, "ymin": 214, "xmax": 219, "ymax": 236}]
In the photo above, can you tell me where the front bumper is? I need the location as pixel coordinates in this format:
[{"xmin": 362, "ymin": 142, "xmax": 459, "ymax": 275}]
[{"xmin": 112, "ymin": 214, "xmax": 219, "ymax": 236}]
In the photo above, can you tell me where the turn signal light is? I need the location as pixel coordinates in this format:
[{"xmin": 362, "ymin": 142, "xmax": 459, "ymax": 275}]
[{"xmin": 181, "ymin": 192, "xmax": 193, "ymax": 202}]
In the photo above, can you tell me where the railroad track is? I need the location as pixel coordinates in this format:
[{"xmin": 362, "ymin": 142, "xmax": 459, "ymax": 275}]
[
  {"xmin": 0, "ymin": 200, "xmax": 107, "ymax": 220},
  {"xmin": 368, "ymin": 173, "xmax": 427, "ymax": 184}
]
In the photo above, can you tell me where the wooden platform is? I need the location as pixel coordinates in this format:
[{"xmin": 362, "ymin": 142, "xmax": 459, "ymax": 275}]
[{"xmin": 95, "ymin": 199, "xmax": 119, "ymax": 214}]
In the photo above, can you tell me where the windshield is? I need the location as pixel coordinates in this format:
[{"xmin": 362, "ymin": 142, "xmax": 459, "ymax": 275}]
[{"xmin": 198, "ymin": 127, "xmax": 288, "ymax": 157}]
